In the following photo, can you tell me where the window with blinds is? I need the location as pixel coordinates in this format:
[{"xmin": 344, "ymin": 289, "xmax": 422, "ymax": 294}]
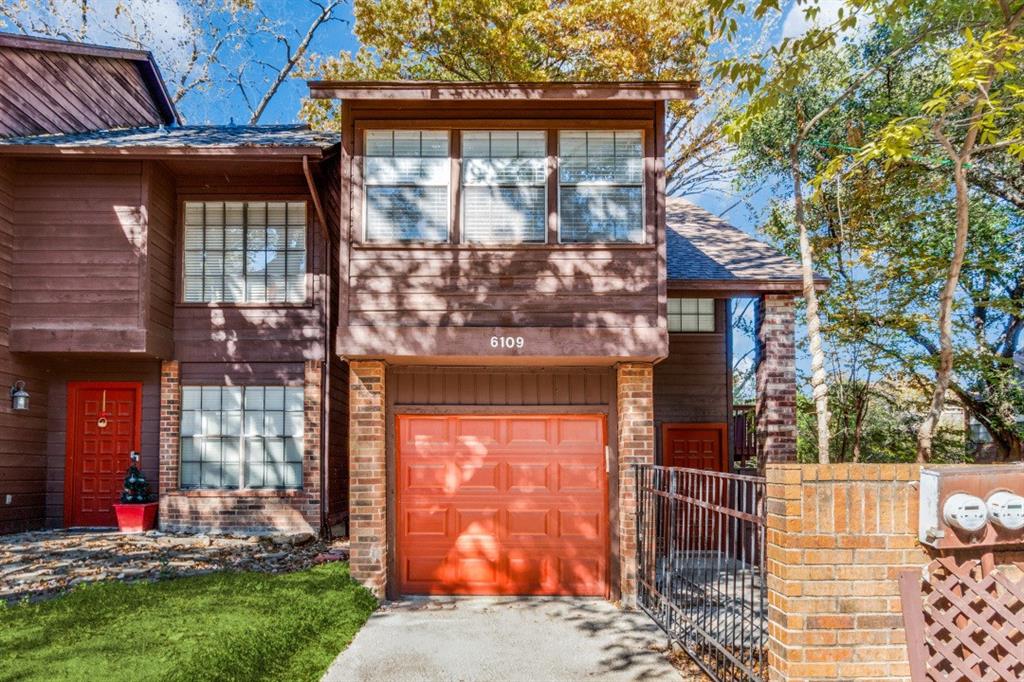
[
  {"xmin": 179, "ymin": 385, "xmax": 304, "ymax": 490},
  {"xmin": 182, "ymin": 201, "xmax": 306, "ymax": 304},
  {"xmin": 461, "ymin": 131, "xmax": 547, "ymax": 243},
  {"xmin": 668, "ymin": 298, "xmax": 715, "ymax": 332},
  {"xmin": 365, "ymin": 130, "xmax": 450, "ymax": 242},
  {"xmin": 558, "ymin": 130, "xmax": 644, "ymax": 243}
]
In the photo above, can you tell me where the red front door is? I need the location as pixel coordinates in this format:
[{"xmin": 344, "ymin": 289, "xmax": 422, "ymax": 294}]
[
  {"xmin": 65, "ymin": 382, "xmax": 142, "ymax": 527},
  {"xmin": 662, "ymin": 423, "xmax": 728, "ymax": 471}
]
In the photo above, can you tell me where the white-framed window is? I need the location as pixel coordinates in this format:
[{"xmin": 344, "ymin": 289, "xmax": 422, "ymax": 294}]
[
  {"xmin": 179, "ymin": 385, "xmax": 304, "ymax": 490},
  {"xmin": 364, "ymin": 130, "xmax": 450, "ymax": 242},
  {"xmin": 558, "ymin": 130, "xmax": 644, "ymax": 243},
  {"xmin": 668, "ymin": 298, "xmax": 715, "ymax": 332},
  {"xmin": 461, "ymin": 130, "xmax": 547, "ymax": 243},
  {"xmin": 182, "ymin": 201, "xmax": 307, "ymax": 304}
]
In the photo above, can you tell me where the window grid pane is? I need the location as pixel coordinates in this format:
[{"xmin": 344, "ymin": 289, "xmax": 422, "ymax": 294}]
[
  {"xmin": 462, "ymin": 131, "xmax": 547, "ymax": 244},
  {"xmin": 667, "ymin": 298, "xmax": 716, "ymax": 333},
  {"xmin": 558, "ymin": 131, "xmax": 644, "ymax": 243},
  {"xmin": 365, "ymin": 130, "xmax": 451, "ymax": 242},
  {"xmin": 179, "ymin": 385, "xmax": 304, "ymax": 490},
  {"xmin": 182, "ymin": 201, "xmax": 307, "ymax": 303}
]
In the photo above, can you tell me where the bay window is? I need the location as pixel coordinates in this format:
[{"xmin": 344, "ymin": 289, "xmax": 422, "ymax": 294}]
[
  {"xmin": 461, "ymin": 130, "xmax": 547, "ymax": 243},
  {"xmin": 180, "ymin": 385, "xmax": 304, "ymax": 490},
  {"xmin": 558, "ymin": 130, "xmax": 644, "ymax": 243},
  {"xmin": 364, "ymin": 130, "xmax": 450, "ymax": 242},
  {"xmin": 182, "ymin": 201, "xmax": 306, "ymax": 304}
]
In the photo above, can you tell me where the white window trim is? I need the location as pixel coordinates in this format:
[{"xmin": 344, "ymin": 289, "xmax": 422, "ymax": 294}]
[
  {"xmin": 362, "ymin": 129, "xmax": 452, "ymax": 244},
  {"xmin": 556, "ymin": 129, "xmax": 646, "ymax": 245}
]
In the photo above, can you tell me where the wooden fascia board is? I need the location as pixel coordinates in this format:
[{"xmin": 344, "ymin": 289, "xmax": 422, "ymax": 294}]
[
  {"xmin": 0, "ymin": 145, "xmax": 327, "ymax": 158},
  {"xmin": 307, "ymin": 80, "xmax": 699, "ymax": 101},
  {"xmin": 667, "ymin": 278, "xmax": 830, "ymax": 296}
]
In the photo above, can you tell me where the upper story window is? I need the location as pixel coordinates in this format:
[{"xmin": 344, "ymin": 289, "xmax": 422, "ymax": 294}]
[
  {"xmin": 182, "ymin": 201, "xmax": 306, "ymax": 304},
  {"xmin": 668, "ymin": 298, "xmax": 715, "ymax": 332},
  {"xmin": 461, "ymin": 131, "xmax": 547, "ymax": 243},
  {"xmin": 558, "ymin": 130, "xmax": 644, "ymax": 243},
  {"xmin": 365, "ymin": 130, "xmax": 450, "ymax": 242},
  {"xmin": 179, "ymin": 385, "xmax": 304, "ymax": 490}
]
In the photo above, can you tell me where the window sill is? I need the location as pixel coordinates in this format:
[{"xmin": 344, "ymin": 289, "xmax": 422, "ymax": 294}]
[
  {"xmin": 165, "ymin": 488, "xmax": 305, "ymax": 498},
  {"xmin": 175, "ymin": 302, "xmax": 315, "ymax": 310}
]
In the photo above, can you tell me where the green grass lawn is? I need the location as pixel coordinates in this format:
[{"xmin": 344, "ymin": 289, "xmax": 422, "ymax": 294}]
[{"xmin": 0, "ymin": 562, "xmax": 376, "ymax": 682}]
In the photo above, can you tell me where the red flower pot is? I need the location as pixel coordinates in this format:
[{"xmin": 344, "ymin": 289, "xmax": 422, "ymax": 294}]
[{"xmin": 113, "ymin": 502, "xmax": 159, "ymax": 533}]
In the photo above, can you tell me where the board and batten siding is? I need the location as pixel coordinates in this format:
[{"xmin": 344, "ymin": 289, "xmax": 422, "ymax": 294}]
[
  {"xmin": 0, "ymin": 158, "xmax": 49, "ymax": 533},
  {"xmin": 0, "ymin": 45, "xmax": 165, "ymax": 137},
  {"xmin": 391, "ymin": 366, "xmax": 613, "ymax": 407}
]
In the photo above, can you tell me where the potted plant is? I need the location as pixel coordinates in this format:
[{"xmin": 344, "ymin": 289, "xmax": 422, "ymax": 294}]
[{"xmin": 113, "ymin": 451, "xmax": 159, "ymax": 532}]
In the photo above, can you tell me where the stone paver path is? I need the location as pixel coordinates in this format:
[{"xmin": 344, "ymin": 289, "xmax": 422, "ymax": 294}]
[{"xmin": 1, "ymin": 529, "xmax": 348, "ymax": 604}]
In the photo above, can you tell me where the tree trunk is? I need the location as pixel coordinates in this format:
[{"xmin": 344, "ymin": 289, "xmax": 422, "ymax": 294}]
[
  {"xmin": 790, "ymin": 141, "xmax": 831, "ymax": 464},
  {"xmin": 852, "ymin": 386, "xmax": 870, "ymax": 463},
  {"xmin": 917, "ymin": 162, "xmax": 971, "ymax": 461}
]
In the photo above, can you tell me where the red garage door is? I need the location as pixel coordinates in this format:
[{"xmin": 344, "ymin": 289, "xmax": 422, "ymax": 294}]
[{"xmin": 396, "ymin": 414, "xmax": 608, "ymax": 596}]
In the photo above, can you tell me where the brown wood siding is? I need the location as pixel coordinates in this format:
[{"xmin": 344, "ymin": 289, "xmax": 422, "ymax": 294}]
[
  {"xmin": 44, "ymin": 360, "xmax": 160, "ymax": 528},
  {"xmin": 178, "ymin": 362, "xmax": 305, "ymax": 386},
  {"xmin": 337, "ymin": 99, "xmax": 666, "ymax": 363},
  {"xmin": 653, "ymin": 300, "xmax": 730, "ymax": 460},
  {"xmin": 0, "ymin": 46, "xmax": 164, "ymax": 137},
  {"xmin": 9, "ymin": 159, "xmax": 150, "ymax": 353},
  {"xmin": 391, "ymin": 366, "xmax": 612, "ymax": 407},
  {"xmin": 320, "ymin": 155, "xmax": 348, "ymax": 525},
  {"xmin": 146, "ymin": 162, "xmax": 176, "ymax": 357},
  {"xmin": 0, "ymin": 158, "xmax": 49, "ymax": 533},
  {"xmin": 172, "ymin": 173, "xmax": 329, "ymax": 363}
]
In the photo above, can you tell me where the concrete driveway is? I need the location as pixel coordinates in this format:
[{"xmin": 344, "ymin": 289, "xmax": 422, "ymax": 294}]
[{"xmin": 322, "ymin": 597, "xmax": 688, "ymax": 682}]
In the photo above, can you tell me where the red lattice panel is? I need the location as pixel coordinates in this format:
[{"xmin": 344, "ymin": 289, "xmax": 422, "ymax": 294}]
[{"xmin": 900, "ymin": 557, "xmax": 1024, "ymax": 682}]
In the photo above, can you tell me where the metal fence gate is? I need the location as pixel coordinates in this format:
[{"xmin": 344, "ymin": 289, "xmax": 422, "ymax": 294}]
[{"xmin": 635, "ymin": 465, "xmax": 768, "ymax": 682}]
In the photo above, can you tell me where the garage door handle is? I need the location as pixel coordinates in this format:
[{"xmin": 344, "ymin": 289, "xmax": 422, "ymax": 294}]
[{"xmin": 605, "ymin": 446, "xmax": 611, "ymax": 474}]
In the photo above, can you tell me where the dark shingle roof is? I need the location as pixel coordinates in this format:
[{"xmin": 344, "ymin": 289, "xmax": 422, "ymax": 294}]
[
  {"xmin": 0, "ymin": 124, "xmax": 337, "ymax": 149},
  {"xmin": 666, "ymin": 197, "xmax": 821, "ymax": 287}
]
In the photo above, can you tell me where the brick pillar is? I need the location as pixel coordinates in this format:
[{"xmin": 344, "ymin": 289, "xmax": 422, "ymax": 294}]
[
  {"xmin": 349, "ymin": 360, "xmax": 387, "ymax": 598},
  {"xmin": 302, "ymin": 360, "xmax": 323, "ymax": 531},
  {"xmin": 616, "ymin": 361, "xmax": 655, "ymax": 606},
  {"xmin": 756, "ymin": 295, "xmax": 797, "ymax": 463},
  {"xmin": 158, "ymin": 360, "xmax": 180, "ymax": 497},
  {"xmin": 765, "ymin": 464, "xmax": 927, "ymax": 681}
]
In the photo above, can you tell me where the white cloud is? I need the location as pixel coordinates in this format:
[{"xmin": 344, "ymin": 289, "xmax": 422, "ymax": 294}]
[{"xmin": 781, "ymin": 0, "xmax": 848, "ymax": 38}]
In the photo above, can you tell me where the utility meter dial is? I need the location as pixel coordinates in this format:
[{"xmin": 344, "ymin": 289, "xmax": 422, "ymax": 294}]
[
  {"xmin": 986, "ymin": 491, "xmax": 1024, "ymax": 531},
  {"xmin": 942, "ymin": 493, "xmax": 988, "ymax": 533}
]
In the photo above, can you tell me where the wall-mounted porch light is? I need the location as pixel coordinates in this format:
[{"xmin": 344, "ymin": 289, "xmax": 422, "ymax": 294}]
[{"xmin": 10, "ymin": 381, "xmax": 29, "ymax": 411}]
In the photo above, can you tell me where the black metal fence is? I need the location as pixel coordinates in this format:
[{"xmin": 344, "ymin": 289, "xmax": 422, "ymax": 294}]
[{"xmin": 635, "ymin": 465, "xmax": 768, "ymax": 682}]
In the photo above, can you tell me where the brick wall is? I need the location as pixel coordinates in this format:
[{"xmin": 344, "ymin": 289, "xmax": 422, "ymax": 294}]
[
  {"xmin": 617, "ymin": 361, "xmax": 655, "ymax": 605},
  {"xmin": 766, "ymin": 464, "xmax": 929, "ymax": 681},
  {"xmin": 757, "ymin": 295, "xmax": 797, "ymax": 463},
  {"xmin": 157, "ymin": 360, "xmax": 322, "ymax": 536},
  {"xmin": 348, "ymin": 360, "xmax": 387, "ymax": 598}
]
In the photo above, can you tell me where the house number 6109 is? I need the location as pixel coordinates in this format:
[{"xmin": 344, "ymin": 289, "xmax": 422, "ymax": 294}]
[{"xmin": 490, "ymin": 336, "xmax": 525, "ymax": 350}]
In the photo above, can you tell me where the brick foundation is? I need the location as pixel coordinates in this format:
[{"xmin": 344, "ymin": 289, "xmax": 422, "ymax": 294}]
[
  {"xmin": 757, "ymin": 295, "xmax": 797, "ymax": 463},
  {"xmin": 617, "ymin": 361, "xmax": 655, "ymax": 605},
  {"xmin": 157, "ymin": 360, "xmax": 322, "ymax": 536},
  {"xmin": 347, "ymin": 360, "xmax": 387, "ymax": 597}
]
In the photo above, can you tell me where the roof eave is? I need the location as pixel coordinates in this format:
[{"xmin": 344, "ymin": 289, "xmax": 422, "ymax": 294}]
[
  {"xmin": 0, "ymin": 145, "xmax": 327, "ymax": 158},
  {"xmin": 667, "ymin": 277, "xmax": 830, "ymax": 296},
  {"xmin": 307, "ymin": 80, "xmax": 700, "ymax": 101}
]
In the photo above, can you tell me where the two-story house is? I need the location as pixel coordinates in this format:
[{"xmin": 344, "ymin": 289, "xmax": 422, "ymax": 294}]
[{"xmin": 0, "ymin": 36, "xmax": 813, "ymax": 604}]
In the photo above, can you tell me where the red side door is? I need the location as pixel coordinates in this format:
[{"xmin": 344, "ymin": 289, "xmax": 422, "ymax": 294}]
[
  {"xmin": 66, "ymin": 382, "xmax": 142, "ymax": 527},
  {"xmin": 661, "ymin": 423, "xmax": 729, "ymax": 551},
  {"xmin": 662, "ymin": 423, "xmax": 728, "ymax": 471}
]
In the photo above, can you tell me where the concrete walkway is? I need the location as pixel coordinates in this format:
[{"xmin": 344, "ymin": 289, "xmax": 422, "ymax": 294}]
[{"xmin": 323, "ymin": 597, "xmax": 688, "ymax": 682}]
